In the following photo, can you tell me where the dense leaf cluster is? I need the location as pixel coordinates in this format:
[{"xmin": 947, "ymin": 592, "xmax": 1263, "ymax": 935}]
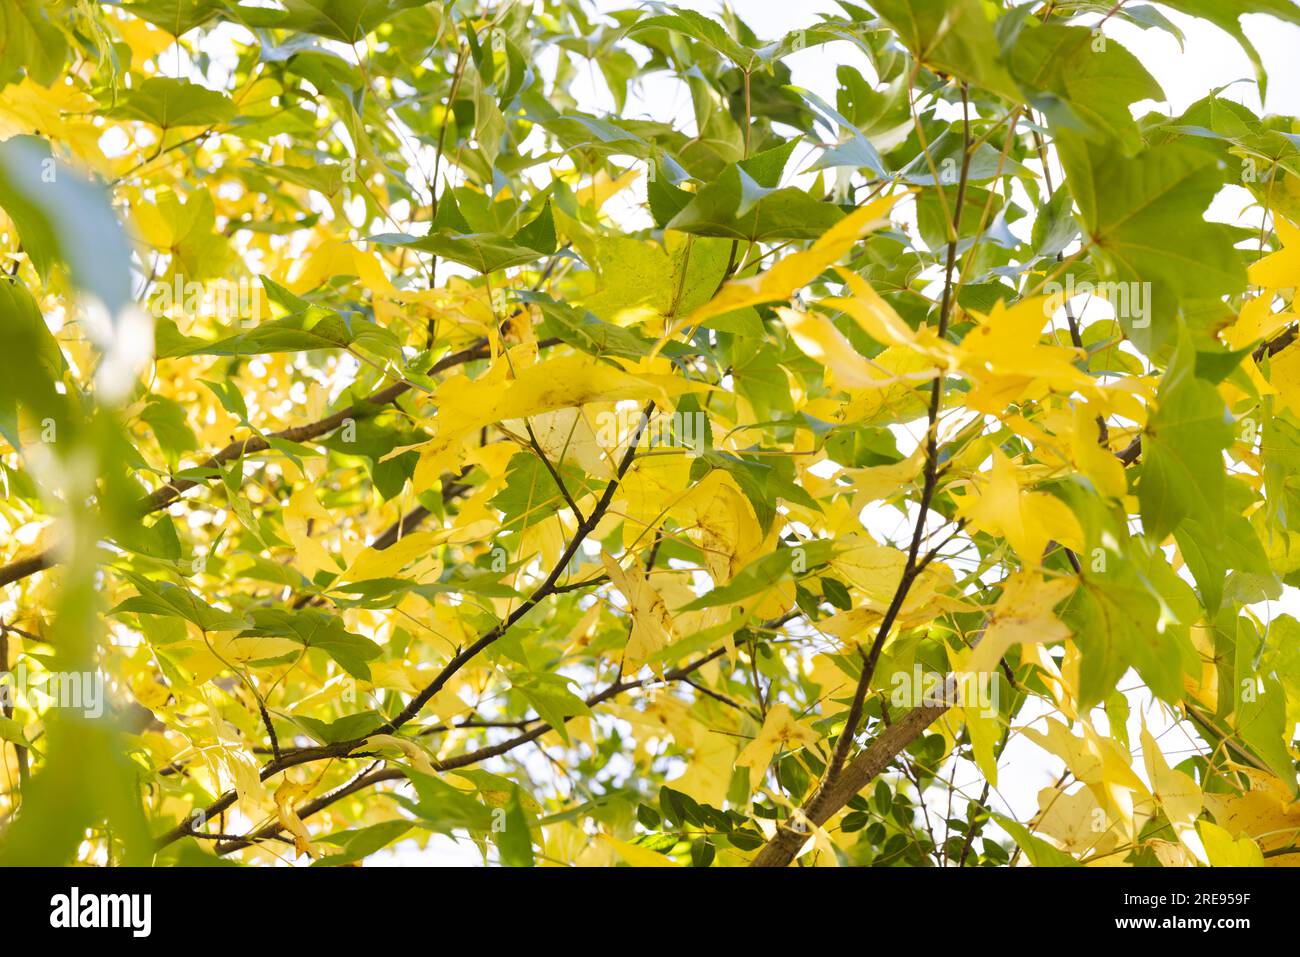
[{"xmin": 0, "ymin": 0, "xmax": 1298, "ymax": 868}]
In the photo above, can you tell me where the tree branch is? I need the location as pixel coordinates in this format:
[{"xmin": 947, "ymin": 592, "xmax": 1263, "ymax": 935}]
[
  {"xmin": 155, "ymin": 401, "xmax": 655, "ymax": 852},
  {"xmin": 752, "ymin": 688, "xmax": 953, "ymax": 866},
  {"xmin": 749, "ymin": 407, "xmax": 1154, "ymax": 867},
  {"xmin": 0, "ymin": 339, "xmax": 561, "ymax": 591},
  {"xmin": 522, "ymin": 420, "xmax": 586, "ymax": 523},
  {"xmin": 367, "ymin": 401, "xmax": 654, "ymax": 738},
  {"xmin": 208, "ymin": 644, "xmax": 728, "ymax": 855},
  {"xmin": 822, "ymin": 82, "xmax": 972, "ymax": 785}
]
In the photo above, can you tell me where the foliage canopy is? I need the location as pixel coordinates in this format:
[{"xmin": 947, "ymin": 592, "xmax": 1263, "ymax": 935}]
[{"xmin": 1, "ymin": 0, "xmax": 1300, "ymax": 868}]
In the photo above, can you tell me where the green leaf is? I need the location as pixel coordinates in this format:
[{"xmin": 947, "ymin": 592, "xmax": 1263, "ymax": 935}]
[
  {"xmin": 799, "ymin": 86, "xmax": 891, "ymax": 178},
  {"xmin": 0, "ymin": 0, "xmax": 67, "ymax": 87},
  {"xmin": 1234, "ymin": 619, "xmax": 1297, "ymax": 794},
  {"xmin": 494, "ymin": 791, "xmax": 535, "ymax": 867},
  {"xmin": 1137, "ymin": 333, "xmax": 1233, "ymax": 542},
  {"xmin": 1057, "ymin": 137, "xmax": 1248, "ymax": 352},
  {"xmin": 1008, "ymin": 22, "xmax": 1163, "ymax": 154},
  {"xmin": 628, "ymin": 11, "xmax": 763, "ymax": 72},
  {"xmin": 0, "ymin": 278, "xmax": 67, "ymax": 448},
  {"xmin": 371, "ymin": 199, "xmax": 558, "ymax": 273},
  {"xmin": 115, "ymin": 514, "xmax": 183, "ymax": 563},
  {"xmin": 294, "ymin": 710, "xmax": 384, "ymax": 745},
  {"xmin": 1061, "ymin": 490, "xmax": 1200, "ymax": 708},
  {"xmin": 581, "ymin": 233, "xmax": 730, "ymax": 326},
  {"xmin": 471, "ymin": 71, "xmax": 506, "ymax": 169},
  {"xmin": 680, "ymin": 540, "xmax": 834, "ymax": 610},
  {"xmin": 201, "ymin": 377, "xmax": 249, "ymax": 422},
  {"xmin": 165, "ymin": 312, "xmax": 371, "ymax": 357},
  {"xmin": 108, "ymin": 77, "xmax": 236, "ymax": 129},
  {"xmin": 1174, "ymin": 478, "xmax": 1271, "ymax": 615},
  {"xmin": 898, "ymin": 125, "xmax": 1032, "ymax": 186},
  {"xmin": 690, "ymin": 838, "xmax": 716, "ymax": 867},
  {"xmin": 0, "ymin": 715, "xmax": 30, "ymax": 748},
  {"xmin": 232, "ymin": 0, "xmax": 433, "ymax": 44},
  {"xmin": 314, "ymin": 820, "xmax": 413, "ymax": 866},
  {"xmin": 867, "ymin": 0, "xmax": 1020, "ymax": 100},
  {"xmin": 243, "ymin": 608, "xmax": 382, "ymax": 680},
  {"xmin": 400, "ymin": 769, "xmax": 495, "ymax": 835},
  {"xmin": 512, "ymin": 674, "xmax": 590, "ymax": 744},
  {"xmin": 531, "ymin": 297, "xmax": 655, "ymax": 359},
  {"xmin": 112, "ymin": 574, "xmax": 251, "ymax": 633},
  {"xmin": 917, "ymin": 185, "xmax": 1002, "ymax": 250},
  {"xmin": 490, "ymin": 453, "xmax": 594, "ymax": 534},
  {"xmin": 992, "ymin": 814, "xmax": 1080, "ymax": 866},
  {"xmin": 120, "ymin": 0, "xmax": 224, "ymax": 36},
  {"xmin": 140, "ymin": 394, "xmax": 198, "ymax": 466},
  {"xmin": 1031, "ymin": 187, "xmax": 1079, "ymax": 259},
  {"xmin": 667, "ymin": 145, "xmax": 846, "ymax": 242},
  {"xmin": 243, "ymin": 157, "xmax": 349, "ymax": 198}
]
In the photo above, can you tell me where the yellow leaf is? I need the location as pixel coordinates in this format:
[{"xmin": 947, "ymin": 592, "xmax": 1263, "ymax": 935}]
[
  {"xmin": 1268, "ymin": 341, "xmax": 1300, "ymax": 418},
  {"xmin": 412, "ymin": 427, "xmax": 472, "ymax": 490},
  {"xmin": 358, "ymin": 734, "xmax": 440, "ymax": 776},
  {"xmin": 504, "ymin": 406, "xmax": 614, "ymax": 480},
  {"xmin": 601, "ymin": 551, "xmax": 675, "ymax": 669},
  {"xmin": 637, "ymin": 692, "xmax": 697, "ymax": 747},
  {"xmin": 963, "ymin": 572, "xmax": 1075, "ymax": 678},
  {"xmin": 661, "ymin": 191, "xmax": 904, "ymax": 343},
  {"xmin": 1184, "ymin": 624, "xmax": 1219, "ymax": 711},
  {"xmin": 274, "ymin": 778, "xmax": 320, "ymax": 859},
  {"xmin": 1140, "ymin": 725, "xmax": 1204, "ymax": 860},
  {"xmin": 110, "ymin": 13, "xmax": 175, "ymax": 58},
  {"xmin": 617, "ymin": 452, "xmax": 693, "ymax": 545},
  {"xmin": 778, "ymin": 306, "xmax": 906, "ymax": 390},
  {"xmin": 208, "ymin": 632, "xmax": 301, "ymax": 664},
  {"xmin": 827, "ymin": 346, "xmax": 937, "ymax": 425},
  {"xmin": 962, "ymin": 701, "xmax": 1002, "ymax": 787},
  {"xmin": 1249, "ymin": 216, "xmax": 1300, "ymax": 289},
  {"xmin": 284, "ymin": 486, "xmax": 339, "ymax": 578},
  {"xmin": 291, "ymin": 238, "xmax": 397, "ymax": 296},
  {"xmin": 1225, "ymin": 294, "xmax": 1291, "ymax": 352},
  {"xmin": 576, "ymin": 167, "xmax": 640, "ymax": 211},
  {"xmin": 1023, "ymin": 718, "xmax": 1149, "ymax": 840},
  {"xmin": 1149, "ymin": 840, "xmax": 1198, "ymax": 867},
  {"xmin": 1069, "ymin": 404, "xmax": 1127, "ymax": 499},
  {"xmin": 339, "ymin": 530, "xmax": 445, "ymax": 584},
  {"xmin": 1225, "ymin": 296, "xmax": 1289, "ymax": 397},
  {"xmin": 223, "ymin": 749, "xmax": 272, "ymax": 813},
  {"xmin": 1198, "ymin": 820, "xmax": 1265, "ymax": 866},
  {"xmin": 0, "ymin": 79, "xmax": 105, "ymax": 168},
  {"xmin": 435, "ymin": 353, "xmax": 703, "ymax": 437},
  {"xmin": 1203, "ymin": 770, "xmax": 1300, "ymax": 862},
  {"xmin": 734, "ymin": 704, "xmax": 819, "ymax": 791},
  {"xmin": 956, "ymin": 450, "xmax": 1084, "ymax": 564},
  {"xmin": 844, "ymin": 447, "xmax": 923, "ymax": 507},
  {"xmin": 819, "ymin": 541, "xmax": 965, "ymax": 643},
  {"xmin": 676, "ymin": 470, "xmax": 763, "ymax": 586},
  {"xmin": 827, "ymin": 538, "xmax": 906, "ymax": 605},
  {"xmin": 957, "ymin": 297, "xmax": 1096, "ymax": 412},
  {"xmin": 671, "ymin": 728, "xmax": 737, "ymax": 808},
  {"xmin": 824, "ymin": 270, "xmax": 957, "ymax": 370},
  {"xmin": 363, "ymin": 661, "xmax": 418, "ymax": 694},
  {"xmin": 809, "ymin": 655, "xmax": 853, "ymax": 715},
  {"xmin": 598, "ymin": 833, "xmax": 681, "ymax": 867},
  {"xmin": 1033, "ymin": 784, "xmax": 1122, "ymax": 858}
]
